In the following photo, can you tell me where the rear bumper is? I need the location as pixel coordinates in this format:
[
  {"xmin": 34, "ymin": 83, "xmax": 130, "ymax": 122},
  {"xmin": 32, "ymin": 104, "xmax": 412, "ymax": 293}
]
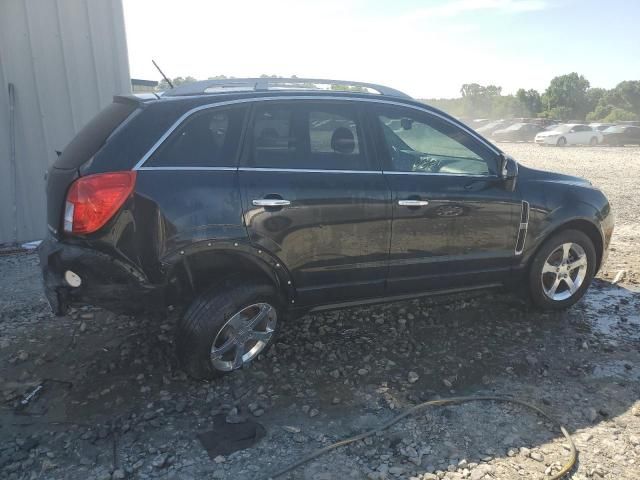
[{"xmin": 38, "ymin": 236, "xmax": 164, "ymax": 315}]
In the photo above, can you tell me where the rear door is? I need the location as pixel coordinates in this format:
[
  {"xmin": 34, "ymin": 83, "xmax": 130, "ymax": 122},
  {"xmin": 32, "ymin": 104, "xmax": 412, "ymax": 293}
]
[
  {"xmin": 239, "ymin": 100, "xmax": 391, "ymax": 306},
  {"xmin": 570, "ymin": 125, "xmax": 590, "ymax": 144},
  {"xmin": 368, "ymin": 103, "xmax": 521, "ymax": 295},
  {"xmin": 626, "ymin": 126, "xmax": 640, "ymax": 144}
]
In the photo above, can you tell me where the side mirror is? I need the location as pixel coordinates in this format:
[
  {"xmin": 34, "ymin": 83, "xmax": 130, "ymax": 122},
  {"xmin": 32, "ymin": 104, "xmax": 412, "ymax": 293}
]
[{"xmin": 499, "ymin": 154, "xmax": 518, "ymax": 191}]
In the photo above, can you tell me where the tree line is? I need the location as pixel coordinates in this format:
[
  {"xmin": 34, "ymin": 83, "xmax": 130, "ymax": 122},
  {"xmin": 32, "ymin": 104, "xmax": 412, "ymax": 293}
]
[
  {"xmin": 422, "ymin": 73, "xmax": 640, "ymax": 122},
  {"xmin": 156, "ymin": 72, "xmax": 640, "ymax": 123}
]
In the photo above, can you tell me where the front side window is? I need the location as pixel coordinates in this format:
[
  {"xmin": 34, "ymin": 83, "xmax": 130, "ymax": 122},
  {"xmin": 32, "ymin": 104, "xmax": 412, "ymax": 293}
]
[
  {"xmin": 375, "ymin": 106, "xmax": 496, "ymax": 176},
  {"xmin": 249, "ymin": 102, "xmax": 369, "ymax": 171},
  {"xmin": 147, "ymin": 106, "xmax": 246, "ymax": 167}
]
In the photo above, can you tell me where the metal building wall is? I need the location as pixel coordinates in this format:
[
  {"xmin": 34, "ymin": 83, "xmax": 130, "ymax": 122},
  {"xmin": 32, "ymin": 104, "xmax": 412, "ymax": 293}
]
[{"xmin": 0, "ymin": 0, "xmax": 131, "ymax": 244}]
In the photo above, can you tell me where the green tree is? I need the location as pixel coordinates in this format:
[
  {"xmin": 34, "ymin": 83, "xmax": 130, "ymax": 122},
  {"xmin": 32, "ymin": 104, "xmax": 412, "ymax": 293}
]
[
  {"xmin": 516, "ymin": 88, "xmax": 542, "ymax": 116},
  {"xmin": 540, "ymin": 106, "xmax": 573, "ymax": 121},
  {"xmin": 585, "ymin": 81, "xmax": 640, "ymax": 121},
  {"xmin": 586, "ymin": 87, "xmax": 606, "ymax": 114},
  {"xmin": 586, "ymin": 104, "xmax": 613, "ymax": 122},
  {"xmin": 612, "ymin": 80, "xmax": 640, "ymax": 113},
  {"xmin": 157, "ymin": 75, "xmax": 198, "ymax": 90},
  {"xmin": 602, "ymin": 108, "xmax": 638, "ymax": 122},
  {"xmin": 460, "ymin": 83, "xmax": 503, "ymax": 117},
  {"xmin": 542, "ymin": 73, "xmax": 590, "ymax": 120}
]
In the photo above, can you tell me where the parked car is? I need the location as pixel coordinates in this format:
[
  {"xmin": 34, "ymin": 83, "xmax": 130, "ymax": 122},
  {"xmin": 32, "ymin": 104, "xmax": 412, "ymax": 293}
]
[
  {"xmin": 535, "ymin": 124, "xmax": 603, "ymax": 146},
  {"xmin": 589, "ymin": 123, "xmax": 615, "ymax": 132},
  {"xmin": 491, "ymin": 123, "xmax": 544, "ymax": 142},
  {"xmin": 475, "ymin": 119, "xmax": 512, "ymax": 136},
  {"xmin": 601, "ymin": 125, "xmax": 640, "ymax": 146},
  {"xmin": 40, "ymin": 78, "xmax": 614, "ymax": 379}
]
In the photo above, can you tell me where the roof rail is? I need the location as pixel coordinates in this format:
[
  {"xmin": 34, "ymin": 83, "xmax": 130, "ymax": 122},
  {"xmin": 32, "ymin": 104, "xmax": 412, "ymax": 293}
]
[{"xmin": 162, "ymin": 77, "xmax": 412, "ymax": 99}]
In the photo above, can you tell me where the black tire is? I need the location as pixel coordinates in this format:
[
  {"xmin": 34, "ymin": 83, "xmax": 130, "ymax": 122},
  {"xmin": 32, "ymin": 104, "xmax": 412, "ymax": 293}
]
[
  {"xmin": 176, "ymin": 278, "xmax": 281, "ymax": 380},
  {"xmin": 528, "ymin": 229, "xmax": 596, "ymax": 310},
  {"xmin": 556, "ymin": 137, "xmax": 567, "ymax": 147},
  {"xmin": 589, "ymin": 137, "xmax": 598, "ymax": 146}
]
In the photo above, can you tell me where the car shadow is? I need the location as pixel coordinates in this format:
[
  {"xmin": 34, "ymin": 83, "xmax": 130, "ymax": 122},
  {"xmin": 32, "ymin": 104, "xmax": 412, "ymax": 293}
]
[{"xmin": 1, "ymin": 271, "xmax": 639, "ymax": 478}]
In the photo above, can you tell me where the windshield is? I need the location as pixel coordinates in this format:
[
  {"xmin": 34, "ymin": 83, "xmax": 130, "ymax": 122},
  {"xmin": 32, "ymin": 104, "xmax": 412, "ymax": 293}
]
[
  {"xmin": 506, "ymin": 123, "xmax": 525, "ymax": 130},
  {"xmin": 604, "ymin": 126, "xmax": 625, "ymax": 133}
]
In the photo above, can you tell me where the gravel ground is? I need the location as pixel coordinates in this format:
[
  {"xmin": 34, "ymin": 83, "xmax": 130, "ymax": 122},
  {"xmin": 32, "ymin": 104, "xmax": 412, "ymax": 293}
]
[{"xmin": 1, "ymin": 144, "xmax": 639, "ymax": 480}]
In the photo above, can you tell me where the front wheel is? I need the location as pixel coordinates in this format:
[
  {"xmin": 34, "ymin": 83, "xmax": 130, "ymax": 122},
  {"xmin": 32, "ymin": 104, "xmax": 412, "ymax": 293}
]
[
  {"xmin": 589, "ymin": 137, "xmax": 598, "ymax": 146},
  {"xmin": 528, "ymin": 229, "xmax": 596, "ymax": 310},
  {"xmin": 556, "ymin": 137, "xmax": 567, "ymax": 147},
  {"xmin": 176, "ymin": 279, "xmax": 281, "ymax": 380}
]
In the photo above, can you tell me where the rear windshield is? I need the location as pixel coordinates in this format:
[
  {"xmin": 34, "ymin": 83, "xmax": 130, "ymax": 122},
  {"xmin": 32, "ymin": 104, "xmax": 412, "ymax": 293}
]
[{"xmin": 55, "ymin": 99, "xmax": 138, "ymax": 169}]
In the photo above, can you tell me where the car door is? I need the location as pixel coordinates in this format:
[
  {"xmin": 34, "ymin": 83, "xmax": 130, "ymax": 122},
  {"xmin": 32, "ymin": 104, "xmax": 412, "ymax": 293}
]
[
  {"xmin": 570, "ymin": 125, "xmax": 590, "ymax": 144},
  {"xmin": 626, "ymin": 126, "xmax": 640, "ymax": 144},
  {"xmin": 580, "ymin": 125, "xmax": 595, "ymax": 143},
  {"xmin": 526, "ymin": 124, "xmax": 543, "ymax": 141},
  {"xmin": 239, "ymin": 100, "xmax": 391, "ymax": 306},
  {"xmin": 367, "ymin": 103, "xmax": 522, "ymax": 295},
  {"xmin": 566, "ymin": 126, "xmax": 579, "ymax": 144}
]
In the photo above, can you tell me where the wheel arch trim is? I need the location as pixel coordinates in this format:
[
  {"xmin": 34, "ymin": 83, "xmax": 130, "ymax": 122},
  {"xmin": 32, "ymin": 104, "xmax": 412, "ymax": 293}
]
[
  {"xmin": 161, "ymin": 240, "xmax": 296, "ymax": 304},
  {"xmin": 523, "ymin": 210, "xmax": 605, "ymax": 273}
]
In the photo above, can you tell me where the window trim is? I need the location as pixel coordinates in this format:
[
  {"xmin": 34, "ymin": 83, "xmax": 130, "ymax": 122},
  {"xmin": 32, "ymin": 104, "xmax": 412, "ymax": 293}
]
[
  {"xmin": 366, "ymin": 104, "xmax": 500, "ymax": 177},
  {"xmin": 133, "ymin": 96, "xmax": 501, "ymax": 171}
]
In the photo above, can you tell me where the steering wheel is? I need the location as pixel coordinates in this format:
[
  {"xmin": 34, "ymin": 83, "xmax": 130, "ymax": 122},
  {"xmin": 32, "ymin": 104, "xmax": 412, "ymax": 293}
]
[{"xmin": 413, "ymin": 154, "xmax": 441, "ymax": 173}]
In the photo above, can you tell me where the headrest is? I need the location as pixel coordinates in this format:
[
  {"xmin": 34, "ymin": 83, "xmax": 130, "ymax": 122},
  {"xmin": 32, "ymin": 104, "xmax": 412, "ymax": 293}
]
[
  {"xmin": 257, "ymin": 127, "xmax": 280, "ymax": 147},
  {"xmin": 330, "ymin": 127, "xmax": 355, "ymax": 154}
]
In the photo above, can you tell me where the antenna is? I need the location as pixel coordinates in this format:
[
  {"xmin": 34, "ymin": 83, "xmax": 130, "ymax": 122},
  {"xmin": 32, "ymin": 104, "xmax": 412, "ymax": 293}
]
[{"xmin": 152, "ymin": 59, "xmax": 173, "ymax": 89}]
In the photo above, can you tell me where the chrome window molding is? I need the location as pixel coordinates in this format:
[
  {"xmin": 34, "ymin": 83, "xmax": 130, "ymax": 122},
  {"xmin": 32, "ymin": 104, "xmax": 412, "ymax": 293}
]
[
  {"xmin": 238, "ymin": 167, "xmax": 382, "ymax": 175},
  {"xmin": 383, "ymin": 171, "xmax": 497, "ymax": 179},
  {"xmin": 135, "ymin": 166, "xmax": 494, "ymax": 178},
  {"xmin": 137, "ymin": 166, "xmax": 237, "ymax": 171},
  {"xmin": 132, "ymin": 96, "xmax": 501, "ymax": 171}
]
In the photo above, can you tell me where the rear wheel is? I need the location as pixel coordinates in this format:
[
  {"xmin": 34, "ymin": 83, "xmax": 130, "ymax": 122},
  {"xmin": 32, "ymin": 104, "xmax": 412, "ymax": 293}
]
[
  {"xmin": 528, "ymin": 229, "xmax": 596, "ymax": 310},
  {"xmin": 176, "ymin": 279, "xmax": 281, "ymax": 380},
  {"xmin": 556, "ymin": 137, "xmax": 567, "ymax": 147}
]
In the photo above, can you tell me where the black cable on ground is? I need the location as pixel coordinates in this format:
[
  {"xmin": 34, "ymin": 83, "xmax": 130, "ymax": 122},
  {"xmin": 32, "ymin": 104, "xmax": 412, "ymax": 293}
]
[{"xmin": 261, "ymin": 396, "xmax": 577, "ymax": 480}]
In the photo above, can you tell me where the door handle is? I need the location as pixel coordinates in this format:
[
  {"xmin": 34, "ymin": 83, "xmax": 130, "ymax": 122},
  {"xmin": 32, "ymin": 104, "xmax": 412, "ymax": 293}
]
[
  {"xmin": 398, "ymin": 199, "xmax": 429, "ymax": 207},
  {"xmin": 252, "ymin": 199, "xmax": 291, "ymax": 207}
]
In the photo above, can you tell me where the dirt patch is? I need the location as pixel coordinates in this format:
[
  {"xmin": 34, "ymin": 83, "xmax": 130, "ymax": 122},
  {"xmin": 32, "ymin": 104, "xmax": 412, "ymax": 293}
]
[{"xmin": 1, "ymin": 144, "xmax": 639, "ymax": 480}]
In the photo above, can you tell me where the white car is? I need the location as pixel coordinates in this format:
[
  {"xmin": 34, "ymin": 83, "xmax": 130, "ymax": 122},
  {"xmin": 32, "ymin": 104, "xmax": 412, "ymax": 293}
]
[{"xmin": 535, "ymin": 124, "xmax": 603, "ymax": 146}]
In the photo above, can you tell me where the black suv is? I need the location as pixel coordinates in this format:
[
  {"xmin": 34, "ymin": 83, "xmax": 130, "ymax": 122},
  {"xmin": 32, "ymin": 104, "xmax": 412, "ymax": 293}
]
[{"xmin": 40, "ymin": 78, "xmax": 614, "ymax": 379}]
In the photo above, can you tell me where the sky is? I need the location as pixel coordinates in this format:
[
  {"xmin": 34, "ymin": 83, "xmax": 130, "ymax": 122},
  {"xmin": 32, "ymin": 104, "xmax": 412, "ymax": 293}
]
[{"xmin": 123, "ymin": 0, "xmax": 640, "ymax": 99}]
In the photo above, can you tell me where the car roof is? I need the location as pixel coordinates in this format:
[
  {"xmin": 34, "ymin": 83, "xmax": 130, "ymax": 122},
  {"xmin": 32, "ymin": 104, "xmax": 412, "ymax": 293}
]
[
  {"xmin": 121, "ymin": 81, "xmax": 467, "ymax": 134},
  {"xmin": 161, "ymin": 77, "xmax": 412, "ymax": 100}
]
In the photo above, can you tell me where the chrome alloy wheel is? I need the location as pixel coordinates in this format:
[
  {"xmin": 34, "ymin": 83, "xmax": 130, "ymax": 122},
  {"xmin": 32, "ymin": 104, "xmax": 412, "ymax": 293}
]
[
  {"xmin": 210, "ymin": 303, "xmax": 277, "ymax": 371},
  {"xmin": 541, "ymin": 242, "xmax": 588, "ymax": 301}
]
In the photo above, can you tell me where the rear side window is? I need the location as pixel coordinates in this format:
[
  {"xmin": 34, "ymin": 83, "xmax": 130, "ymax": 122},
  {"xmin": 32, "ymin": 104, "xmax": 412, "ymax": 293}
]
[
  {"xmin": 249, "ymin": 102, "xmax": 370, "ymax": 171},
  {"xmin": 147, "ymin": 106, "xmax": 247, "ymax": 167},
  {"xmin": 56, "ymin": 99, "xmax": 137, "ymax": 169}
]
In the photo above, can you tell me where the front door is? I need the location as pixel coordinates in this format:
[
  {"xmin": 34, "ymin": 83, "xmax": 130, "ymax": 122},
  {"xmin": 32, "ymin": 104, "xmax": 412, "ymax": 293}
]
[
  {"xmin": 367, "ymin": 104, "xmax": 522, "ymax": 294},
  {"xmin": 239, "ymin": 100, "xmax": 391, "ymax": 306}
]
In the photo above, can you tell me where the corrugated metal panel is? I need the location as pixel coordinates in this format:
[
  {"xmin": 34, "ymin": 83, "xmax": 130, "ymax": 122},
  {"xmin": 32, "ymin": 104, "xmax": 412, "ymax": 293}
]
[{"xmin": 0, "ymin": 0, "xmax": 131, "ymax": 243}]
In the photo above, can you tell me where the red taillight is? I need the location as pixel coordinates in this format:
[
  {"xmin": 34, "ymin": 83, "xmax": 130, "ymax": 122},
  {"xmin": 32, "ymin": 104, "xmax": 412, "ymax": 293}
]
[{"xmin": 64, "ymin": 171, "xmax": 136, "ymax": 234}]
